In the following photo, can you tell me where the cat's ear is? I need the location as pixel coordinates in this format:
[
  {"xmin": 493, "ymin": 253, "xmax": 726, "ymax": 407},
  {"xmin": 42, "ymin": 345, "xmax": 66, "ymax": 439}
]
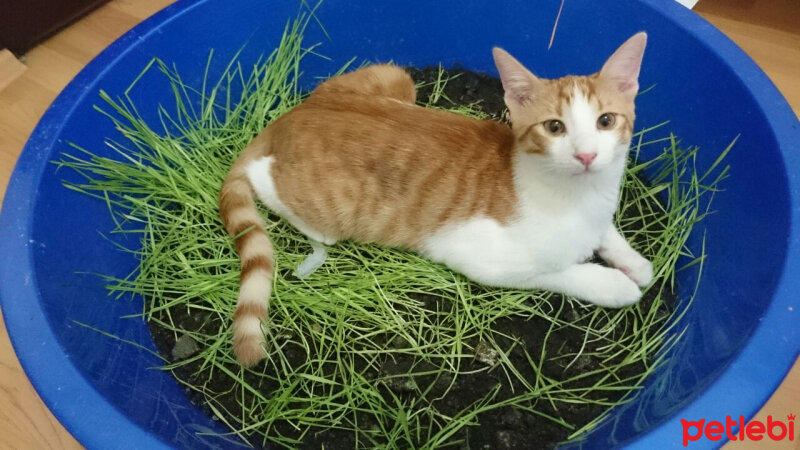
[
  {"xmin": 493, "ymin": 47, "xmax": 543, "ymax": 106},
  {"xmin": 600, "ymin": 32, "xmax": 647, "ymax": 99}
]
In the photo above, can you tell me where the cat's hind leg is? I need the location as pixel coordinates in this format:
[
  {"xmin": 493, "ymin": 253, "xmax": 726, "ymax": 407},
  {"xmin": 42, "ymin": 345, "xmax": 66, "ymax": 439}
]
[{"xmin": 245, "ymin": 156, "xmax": 338, "ymax": 246}]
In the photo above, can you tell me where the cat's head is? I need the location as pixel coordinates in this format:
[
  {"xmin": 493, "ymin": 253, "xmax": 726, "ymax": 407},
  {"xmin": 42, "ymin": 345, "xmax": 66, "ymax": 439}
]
[{"xmin": 493, "ymin": 33, "xmax": 647, "ymax": 177}]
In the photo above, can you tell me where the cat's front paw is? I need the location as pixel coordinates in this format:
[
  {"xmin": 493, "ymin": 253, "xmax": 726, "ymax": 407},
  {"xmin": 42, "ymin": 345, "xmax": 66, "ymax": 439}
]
[
  {"xmin": 617, "ymin": 256, "xmax": 653, "ymax": 288},
  {"xmin": 597, "ymin": 228, "xmax": 654, "ymax": 288},
  {"xmin": 584, "ymin": 267, "xmax": 642, "ymax": 308}
]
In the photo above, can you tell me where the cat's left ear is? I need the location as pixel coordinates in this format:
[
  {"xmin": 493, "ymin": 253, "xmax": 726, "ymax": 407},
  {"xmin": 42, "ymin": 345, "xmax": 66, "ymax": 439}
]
[
  {"xmin": 600, "ymin": 32, "xmax": 647, "ymax": 99},
  {"xmin": 493, "ymin": 47, "xmax": 543, "ymax": 107}
]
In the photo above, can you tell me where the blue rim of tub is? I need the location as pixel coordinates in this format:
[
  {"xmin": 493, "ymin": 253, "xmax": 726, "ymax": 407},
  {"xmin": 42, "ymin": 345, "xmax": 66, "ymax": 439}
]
[
  {"xmin": 0, "ymin": 3, "xmax": 205, "ymax": 447},
  {"xmin": 0, "ymin": 0, "xmax": 797, "ymax": 448},
  {"xmin": 628, "ymin": 3, "xmax": 799, "ymax": 445}
]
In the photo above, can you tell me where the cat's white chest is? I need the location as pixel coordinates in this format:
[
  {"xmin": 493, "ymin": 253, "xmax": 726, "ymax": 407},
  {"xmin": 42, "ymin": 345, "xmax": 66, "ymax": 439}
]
[{"xmin": 513, "ymin": 204, "xmax": 607, "ymax": 268}]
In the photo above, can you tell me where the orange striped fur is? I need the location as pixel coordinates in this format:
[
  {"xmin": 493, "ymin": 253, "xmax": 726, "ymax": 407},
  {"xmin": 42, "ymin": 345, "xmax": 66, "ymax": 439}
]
[{"xmin": 219, "ymin": 131, "xmax": 275, "ymax": 366}]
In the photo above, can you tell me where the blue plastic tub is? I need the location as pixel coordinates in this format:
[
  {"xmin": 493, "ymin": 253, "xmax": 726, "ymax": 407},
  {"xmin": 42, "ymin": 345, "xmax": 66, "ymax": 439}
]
[{"xmin": 1, "ymin": 0, "xmax": 797, "ymax": 448}]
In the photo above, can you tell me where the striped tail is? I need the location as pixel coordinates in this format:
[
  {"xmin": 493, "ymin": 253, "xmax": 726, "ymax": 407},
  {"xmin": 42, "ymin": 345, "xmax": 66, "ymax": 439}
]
[{"xmin": 219, "ymin": 135, "xmax": 273, "ymax": 367}]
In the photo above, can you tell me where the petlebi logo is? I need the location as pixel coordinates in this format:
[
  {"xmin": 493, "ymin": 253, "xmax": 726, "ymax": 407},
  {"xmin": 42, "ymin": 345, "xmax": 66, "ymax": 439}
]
[{"xmin": 681, "ymin": 414, "xmax": 796, "ymax": 447}]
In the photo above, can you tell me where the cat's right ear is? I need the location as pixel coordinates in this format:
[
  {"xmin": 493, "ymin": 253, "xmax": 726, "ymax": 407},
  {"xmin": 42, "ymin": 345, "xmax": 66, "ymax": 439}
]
[{"xmin": 493, "ymin": 47, "xmax": 542, "ymax": 107}]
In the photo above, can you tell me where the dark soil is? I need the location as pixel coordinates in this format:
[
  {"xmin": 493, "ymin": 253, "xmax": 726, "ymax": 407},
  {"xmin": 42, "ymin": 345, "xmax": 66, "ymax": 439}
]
[
  {"xmin": 407, "ymin": 66, "xmax": 508, "ymax": 120},
  {"xmin": 148, "ymin": 67, "xmax": 674, "ymax": 449}
]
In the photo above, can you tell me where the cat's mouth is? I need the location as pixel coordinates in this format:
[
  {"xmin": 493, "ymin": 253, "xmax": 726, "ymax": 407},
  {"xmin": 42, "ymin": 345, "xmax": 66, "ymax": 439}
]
[{"xmin": 572, "ymin": 166, "xmax": 596, "ymax": 176}]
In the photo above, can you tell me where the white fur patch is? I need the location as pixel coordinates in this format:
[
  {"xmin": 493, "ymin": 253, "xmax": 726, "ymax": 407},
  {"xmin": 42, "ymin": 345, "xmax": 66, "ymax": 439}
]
[
  {"xmin": 422, "ymin": 216, "xmax": 536, "ymax": 287},
  {"xmin": 567, "ymin": 88, "xmax": 599, "ymax": 148},
  {"xmin": 422, "ymin": 214, "xmax": 642, "ymax": 307},
  {"xmin": 422, "ymin": 205, "xmax": 605, "ymax": 288}
]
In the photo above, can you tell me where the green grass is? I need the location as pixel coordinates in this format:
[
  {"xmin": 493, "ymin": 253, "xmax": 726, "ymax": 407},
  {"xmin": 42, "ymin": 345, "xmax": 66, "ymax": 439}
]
[{"xmin": 54, "ymin": 11, "xmax": 730, "ymax": 449}]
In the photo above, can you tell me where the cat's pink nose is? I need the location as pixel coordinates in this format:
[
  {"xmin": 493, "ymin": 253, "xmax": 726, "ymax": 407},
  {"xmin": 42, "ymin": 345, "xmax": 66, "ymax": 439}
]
[{"xmin": 575, "ymin": 152, "xmax": 597, "ymax": 168}]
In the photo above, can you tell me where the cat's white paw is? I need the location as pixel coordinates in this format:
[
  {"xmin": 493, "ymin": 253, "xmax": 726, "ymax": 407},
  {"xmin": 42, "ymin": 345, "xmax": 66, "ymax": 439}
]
[
  {"xmin": 616, "ymin": 256, "xmax": 653, "ymax": 288},
  {"xmin": 583, "ymin": 267, "xmax": 642, "ymax": 308},
  {"xmin": 597, "ymin": 227, "xmax": 654, "ymax": 289},
  {"xmin": 599, "ymin": 244, "xmax": 653, "ymax": 288}
]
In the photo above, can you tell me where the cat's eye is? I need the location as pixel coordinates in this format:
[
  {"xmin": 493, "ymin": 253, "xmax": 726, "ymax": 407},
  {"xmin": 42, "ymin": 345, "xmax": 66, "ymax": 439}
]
[
  {"xmin": 597, "ymin": 113, "xmax": 617, "ymax": 130},
  {"xmin": 543, "ymin": 120, "xmax": 566, "ymax": 136}
]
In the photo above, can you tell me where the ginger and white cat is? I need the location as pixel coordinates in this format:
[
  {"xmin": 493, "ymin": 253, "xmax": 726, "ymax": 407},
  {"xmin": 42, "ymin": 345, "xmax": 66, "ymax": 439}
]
[{"xmin": 220, "ymin": 33, "xmax": 652, "ymax": 366}]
